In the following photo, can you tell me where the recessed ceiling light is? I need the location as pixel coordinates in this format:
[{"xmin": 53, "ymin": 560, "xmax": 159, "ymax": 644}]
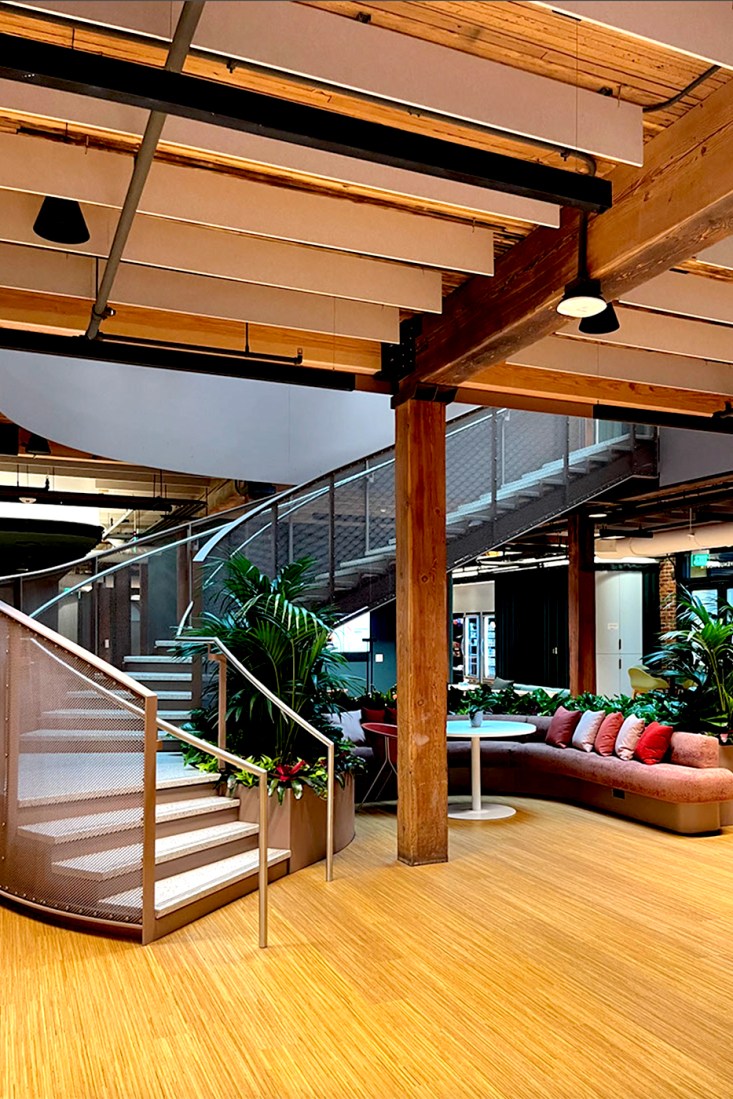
[{"xmin": 588, "ymin": 511, "xmax": 607, "ymax": 519}]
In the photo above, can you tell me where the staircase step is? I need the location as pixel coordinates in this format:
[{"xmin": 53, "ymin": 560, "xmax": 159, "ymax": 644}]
[
  {"xmin": 19, "ymin": 806, "xmax": 143, "ymax": 844},
  {"xmin": 132, "ymin": 672, "xmax": 192, "ymax": 683},
  {"xmin": 52, "ymin": 822, "xmax": 260, "ymax": 880},
  {"xmin": 156, "ymin": 821, "xmax": 259, "ymax": 865},
  {"xmin": 156, "ymin": 795, "xmax": 237, "ymax": 824},
  {"xmin": 124, "ymin": 655, "xmax": 191, "ymax": 665},
  {"xmin": 100, "ymin": 848, "xmax": 290, "ymax": 917}
]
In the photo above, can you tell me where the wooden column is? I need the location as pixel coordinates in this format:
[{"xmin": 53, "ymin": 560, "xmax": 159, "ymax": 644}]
[
  {"xmin": 568, "ymin": 513, "xmax": 596, "ymax": 695},
  {"xmin": 395, "ymin": 399, "xmax": 448, "ymax": 866}
]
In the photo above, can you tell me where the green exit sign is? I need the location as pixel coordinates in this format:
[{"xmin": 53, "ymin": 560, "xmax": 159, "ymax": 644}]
[{"xmin": 691, "ymin": 552, "xmax": 710, "ymax": 568}]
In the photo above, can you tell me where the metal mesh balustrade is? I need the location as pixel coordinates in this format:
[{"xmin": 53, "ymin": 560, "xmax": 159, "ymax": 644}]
[
  {"xmin": 195, "ymin": 409, "xmax": 650, "ymax": 623},
  {"xmin": 0, "ymin": 611, "xmax": 146, "ymax": 927}
]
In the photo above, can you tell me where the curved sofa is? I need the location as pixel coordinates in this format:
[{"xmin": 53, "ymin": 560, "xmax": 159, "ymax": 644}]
[{"xmin": 337, "ymin": 711, "xmax": 733, "ymax": 834}]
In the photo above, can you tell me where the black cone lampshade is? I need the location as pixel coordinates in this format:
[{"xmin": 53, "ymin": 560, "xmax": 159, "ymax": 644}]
[
  {"xmin": 33, "ymin": 197, "xmax": 90, "ymax": 245},
  {"xmin": 579, "ymin": 302, "xmax": 620, "ymax": 334}
]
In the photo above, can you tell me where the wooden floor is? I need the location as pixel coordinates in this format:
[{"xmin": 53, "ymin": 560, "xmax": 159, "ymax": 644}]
[{"xmin": 3, "ymin": 797, "xmax": 733, "ymax": 1099}]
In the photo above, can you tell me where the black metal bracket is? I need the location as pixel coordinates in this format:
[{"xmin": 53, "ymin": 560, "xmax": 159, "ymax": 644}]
[
  {"xmin": 378, "ymin": 317, "xmax": 421, "ymax": 386},
  {"xmin": 0, "ymin": 33, "xmax": 612, "ymax": 212}
]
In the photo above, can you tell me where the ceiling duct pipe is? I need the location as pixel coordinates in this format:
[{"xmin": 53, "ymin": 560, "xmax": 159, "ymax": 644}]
[{"xmin": 596, "ymin": 523, "xmax": 733, "ymax": 560}]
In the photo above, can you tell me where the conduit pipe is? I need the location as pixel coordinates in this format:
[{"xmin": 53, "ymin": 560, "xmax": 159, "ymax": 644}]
[
  {"xmin": 85, "ymin": 0, "xmax": 205, "ymax": 339},
  {"xmin": 596, "ymin": 523, "xmax": 733, "ymax": 560}
]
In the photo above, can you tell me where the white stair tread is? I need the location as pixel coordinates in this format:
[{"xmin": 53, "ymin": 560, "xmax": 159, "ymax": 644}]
[
  {"xmin": 20, "ymin": 806, "xmax": 142, "ymax": 843},
  {"xmin": 156, "ymin": 795, "xmax": 238, "ymax": 823},
  {"xmin": 101, "ymin": 848, "xmax": 290, "ymax": 917},
  {"xmin": 156, "ymin": 821, "xmax": 259, "ymax": 864},
  {"xmin": 156, "ymin": 771, "xmax": 218, "ymax": 790},
  {"xmin": 124, "ymin": 655, "xmax": 191, "ymax": 664},
  {"xmin": 68, "ymin": 689, "xmax": 191, "ymax": 702},
  {"xmin": 132, "ymin": 673, "xmax": 192, "ymax": 682},
  {"xmin": 52, "ymin": 821, "xmax": 259, "ymax": 879}
]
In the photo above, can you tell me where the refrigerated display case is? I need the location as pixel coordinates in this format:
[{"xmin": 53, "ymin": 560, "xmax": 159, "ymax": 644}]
[
  {"xmin": 465, "ymin": 613, "xmax": 481, "ymax": 679},
  {"xmin": 482, "ymin": 613, "xmax": 496, "ymax": 680}
]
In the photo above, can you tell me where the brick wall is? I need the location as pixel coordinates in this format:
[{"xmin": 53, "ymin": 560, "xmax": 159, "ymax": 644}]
[{"xmin": 659, "ymin": 557, "xmax": 677, "ymax": 634}]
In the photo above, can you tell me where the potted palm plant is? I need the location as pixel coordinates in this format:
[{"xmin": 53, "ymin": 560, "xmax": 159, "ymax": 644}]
[{"xmin": 177, "ymin": 553, "xmax": 363, "ymax": 870}]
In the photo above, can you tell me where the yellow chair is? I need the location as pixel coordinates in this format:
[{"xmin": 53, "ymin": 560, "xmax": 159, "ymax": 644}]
[{"xmin": 628, "ymin": 666, "xmax": 669, "ymax": 699}]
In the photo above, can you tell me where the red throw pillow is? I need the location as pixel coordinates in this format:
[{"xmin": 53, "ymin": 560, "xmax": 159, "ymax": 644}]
[
  {"xmin": 545, "ymin": 706, "xmax": 582, "ymax": 748},
  {"xmin": 595, "ymin": 712, "xmax": 624, "ymax": 755},
  {"xmin": 385, "ymin": 706, "xmax": 398, "ymax": 725},
  {"xmin": 635, "ymin": 721, "xmax": 674, "ymax": 765},
  {"xmin": 361, "ymin": 706, "xmax": 385, "ymax": 724}
]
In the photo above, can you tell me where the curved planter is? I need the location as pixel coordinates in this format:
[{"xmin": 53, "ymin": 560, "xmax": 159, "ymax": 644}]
[{"xmin": 237, "ymin": 776, "xmax": 355, "ymax": 873}]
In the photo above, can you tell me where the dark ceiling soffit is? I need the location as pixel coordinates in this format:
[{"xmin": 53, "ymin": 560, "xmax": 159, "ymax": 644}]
[
  {"xmin": 0, "ymin": 33, "xmax": 611, "ymax": 212},
  {"xmin": 594, "ymin": 404, "xmax": 733, "ymax": 434},
  {"xmin": 0, "ymin": 487, "xmax": 196, "ymax": 509},
  {"xmin": 0, "ymin": 329, "xmax": 357, "ymax": 392}
]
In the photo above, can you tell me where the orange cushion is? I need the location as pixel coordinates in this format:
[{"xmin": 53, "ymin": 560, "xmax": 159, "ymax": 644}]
[
  {"xmin": 545, "ymin": 706, "xmax": 582, "ymax": 749},
  {"xmin": 635, "ymin": 721, "xmax": 674, "ymax": 765},
  {"xmin": 595, "ymin": 711, "xmax": 624, "ymax": 755}
]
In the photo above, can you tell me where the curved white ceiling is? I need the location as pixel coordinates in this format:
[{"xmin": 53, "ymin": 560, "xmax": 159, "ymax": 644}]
[{"xmin": 0, "ymin": 349, "xmax": 398, "ymax": 483}]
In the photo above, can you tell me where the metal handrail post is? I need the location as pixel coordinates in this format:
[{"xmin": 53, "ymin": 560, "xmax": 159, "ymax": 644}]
[
  {"xmin": 326, "ymin": 741, "xmax": 335, "ymax": 883},
  {"xmin": 141, "ymin": 693, "xmax": 158, "ymax": 946},
  {"xmin": 258, "ymin": 773, "xmax": 268, "ymax": 949}
]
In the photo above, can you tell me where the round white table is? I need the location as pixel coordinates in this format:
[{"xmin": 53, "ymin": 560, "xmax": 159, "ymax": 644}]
[{"xmin": 446, "ymin": 719, "xmax": 536, "ymax": 820}]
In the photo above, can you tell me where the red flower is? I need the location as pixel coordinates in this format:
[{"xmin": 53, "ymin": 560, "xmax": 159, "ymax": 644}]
[{"xmin": 274, "ymin": 759, "xmax": 306, "ymax": 781}]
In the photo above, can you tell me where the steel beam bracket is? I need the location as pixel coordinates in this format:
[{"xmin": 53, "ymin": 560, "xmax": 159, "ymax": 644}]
[{"xmin": 378, "ymin": 317, "xmax": 422, "ymax": 388}]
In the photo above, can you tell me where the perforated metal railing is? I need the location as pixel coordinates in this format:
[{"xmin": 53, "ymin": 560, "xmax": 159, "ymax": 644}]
[
  {"xmin": 194, "ymin": 409, "xmax": 655, "ymax": 620},
  {"xmin": 0, "ymin": 603, "xmax": 152, "ymax": 931},
  {"xmin": 0, "ymin": 602, "xmax": 269, "ymax": 946}
]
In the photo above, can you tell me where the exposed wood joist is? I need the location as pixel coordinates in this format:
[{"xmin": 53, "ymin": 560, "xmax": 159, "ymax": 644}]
[
  {"xmin": 409, "ymin": 72, "xmax": 733, "ymax": 388},
  {"xmin": 468, "ymin": 362, "xmax": 730, "ymax": 417},
  {"xmin": 0, "ymin": 242, "xmax": 401, "ymax": 343},
  {"xmin": 0, "ymin": 286, "xmax": 383, "ymax": 372},
  {"xmin": 534, "ymin": 2, "xmax": 733, "ymax": 68},
  {"xmin": 0, "ymin": 189, "xmax": 444, "ymax": 313},
  {"xmin": 7, "ymin": 0, "xmax": 643, "ymax": 164},
  {"xmin": 0, "ymin": 78, "xmax": 561, "ymax": 227},
  {"xmin": 563, "ymin": 307, "xmax": 733, "ymax": 364},
  {"xmin": 0, "ymin": 32, "xmax": 611, "ymax": 212},
  {"xmin": 0, "ymin": 132, "xmax": 494, "ymax": 272}
]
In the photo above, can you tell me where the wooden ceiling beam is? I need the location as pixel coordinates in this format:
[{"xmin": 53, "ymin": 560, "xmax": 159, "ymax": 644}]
[
  {"xmin": 410, "ymin": 72, "xmax": 733, "ymax": 388},
  {"xmin": 466, "ymin": 362, "xmax": 731, "ymax": 417},
  {"xmin": 0, "ymin": 286, "xmax": 383, "ymax": 372}
]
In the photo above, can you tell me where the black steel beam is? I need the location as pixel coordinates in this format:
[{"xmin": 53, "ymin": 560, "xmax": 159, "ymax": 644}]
[
  {"xmin": 0, "ymin": 486, "xmax": 193, "ymax": 509},
  {"xmin": 0, "ymin": 328, "xmax": 357, "ymax": 391},
  {"xmin": 0, "ymin": 33, "xmax": 611, "ymax": 212},
  {"xmin": 594, "ymin": 404, "xmax": 733, "ymax": 434}
]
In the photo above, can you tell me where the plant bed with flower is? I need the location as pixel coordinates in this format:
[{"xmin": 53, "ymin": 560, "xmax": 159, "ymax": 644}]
[{"xmin": 177, "ymin": 553, "xmax": 364, "ymax": 870}]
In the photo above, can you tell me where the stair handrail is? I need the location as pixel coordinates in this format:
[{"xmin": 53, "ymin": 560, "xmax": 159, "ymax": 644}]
[
  {"xmin": 0, "ymin": 602, "xmax": 269, "ymax": 948},
  {"xmin": 195, "ymin": 636, "xmax": 336, "ymax": 884},
  {"xmin": 0, "ymin": 494, "xmax": 260, "ymax": 587}
]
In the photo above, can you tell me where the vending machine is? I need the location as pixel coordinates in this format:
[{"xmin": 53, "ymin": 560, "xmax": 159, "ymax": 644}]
[
  {"xmin": 464, "ymin": 613, "xmax": 481, "ymax": 680},
  {"xmin": 482, "ymin": 613, "xmax": 496, "ymax": 681}
]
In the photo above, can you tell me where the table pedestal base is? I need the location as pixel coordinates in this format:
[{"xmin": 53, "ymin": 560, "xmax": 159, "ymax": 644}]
[{"xmin": 448, "ymin": 803, "xmax": 516, "ymax": 821}]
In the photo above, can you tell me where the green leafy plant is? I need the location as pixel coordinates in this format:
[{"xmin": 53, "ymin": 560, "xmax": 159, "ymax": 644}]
[
  {"xmin": 177, "ymin": 554, "xmax": 362, "ymax": 795},
  {"xmin": 644, "ymin": 591, "xmax": 733, "ymax": 736}
]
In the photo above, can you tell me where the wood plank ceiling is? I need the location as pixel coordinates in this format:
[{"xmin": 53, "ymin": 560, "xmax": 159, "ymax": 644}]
[{"xmin": 0, "ymin": 0, "xmax": 731, "ymax": 421}]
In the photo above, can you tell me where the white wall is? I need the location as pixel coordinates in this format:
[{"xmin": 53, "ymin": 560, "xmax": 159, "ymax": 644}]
[
  {"xmin": 595, "ymin": 571, "xmax": 643, "ymax": 696},
  {"xmin": 660, "ymin": 427, "xmax": 733, "ymax": 487}
]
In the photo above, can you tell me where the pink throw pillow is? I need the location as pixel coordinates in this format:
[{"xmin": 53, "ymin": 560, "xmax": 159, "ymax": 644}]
[
  {"xmin": 635, "ymin": 721, "xmax": 674, "ymax": 765},
  {"xmin": 595, "ymin": 712, "xmax": 624, "ymax": 755},
  {"xmin": 571, "ymin": 710, "xmax": 605, "ymax": 752},
  {"xmin": 615, "ymin": 715, "xmax": 645, "ymax": 760},
  {"xmin": 545, "ymin": 706, "xmax": 582, "ymax": 749}
]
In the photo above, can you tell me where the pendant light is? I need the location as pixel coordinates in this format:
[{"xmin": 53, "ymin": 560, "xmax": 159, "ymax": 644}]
[
  {"xmin": 579, "ymin": 301, "xmax": 620, "ymax": 334},
  {"xmin": 33, "ymin": 197, "xmax": 90, "ymax": 245},
  {"xmin": 556, "ymin": 211, "xmax": 607, "ymax": 319}
]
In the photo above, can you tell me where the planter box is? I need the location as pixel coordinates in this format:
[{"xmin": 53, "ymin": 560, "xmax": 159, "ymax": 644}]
[{"xmin": 237, "ymin": 777, "xmax": 355, "ymax": 873}]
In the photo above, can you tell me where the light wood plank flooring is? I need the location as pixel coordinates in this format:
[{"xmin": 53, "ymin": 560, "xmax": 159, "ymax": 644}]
[{"xmin": 3, "ymin": 797, "xmax": 733, "ymax": 1099}]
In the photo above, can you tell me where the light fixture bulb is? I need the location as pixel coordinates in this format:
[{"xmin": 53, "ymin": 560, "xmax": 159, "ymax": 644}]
[{"xmin": 557, "ymin": 277, "xmax": 607, "ymax": 318}]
